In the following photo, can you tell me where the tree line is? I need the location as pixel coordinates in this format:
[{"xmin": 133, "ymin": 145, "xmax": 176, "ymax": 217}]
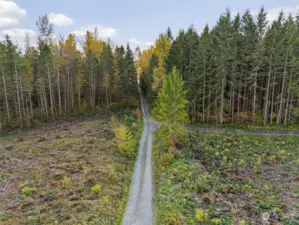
[
  {"xmin": 0, "ymin": 15, "xmax": 139, "ymax": 130},
  {"xmin": 139, "ymin": 7, "xmax": 299, "ymax": 125}
]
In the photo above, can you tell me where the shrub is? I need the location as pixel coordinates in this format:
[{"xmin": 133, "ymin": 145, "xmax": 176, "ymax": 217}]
[
  {"xmin": 21, "ymin": 187, "xmax": 37, "ymax": 195},
  {"xmin": 195, "ymin": 174, "xmax": 211, "ymax": 193},
  {"xmin": 164, "ymin": 213, "xmax": 183, "ymax": 225},
  {"xmin": 157, "ymin": 152, "xmax": 174, "ymax": 167},
  {"xmin": 292, "ymin": 107, "xmax": 299, "ymax": 120},
  {"xmin": 114, "ymin": 124, "xmax": 136, "ymax": 156},
  {"xmin": 110, "ymin": 115, "xmax": 118, "ymax": 131},
  {"xmin": 211, "ymin": 218, "xmax": 222, "ymax": 225},
  {"xmin": 195, "ymin": 208, "xmax": 208, "ymax": 222},
  {"xmin": 61, "ymin": 176, "xmax": 71, "ymax": 189},
  {"xmin": 240, "ymin": 220, "xmax": 247, "ymax": 225},
  {"xmin": 102, "ymin": 195, "xmax": 111, "ymax": 206},
  {"xmin": 19, "ymin": 181, "xmax": 30, "ymax": 188},
  {"xmin": 91, "ymin": 184, "xmax": 101, "ymax": 195},
  {"xmin": 254, "ymin": 155, "xmax": 262, "ymax": 175}
]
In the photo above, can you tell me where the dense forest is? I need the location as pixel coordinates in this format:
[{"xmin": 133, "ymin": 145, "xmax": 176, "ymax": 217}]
[
  {"xmin": 140, "ymin": 7, "xmax": 299, "ymax": 125},
  {"xmin": 0, "ymin": 15, "xmax": 139, "ymax": 130},
  {"xmin": 1, "ymin": 7, "xmax": 299, "ymax": 130}
]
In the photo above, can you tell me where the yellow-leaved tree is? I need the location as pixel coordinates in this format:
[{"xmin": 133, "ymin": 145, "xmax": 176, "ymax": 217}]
[{"xmin": 152, "ymin": 34, "xmax": 171, "ymax": 91}]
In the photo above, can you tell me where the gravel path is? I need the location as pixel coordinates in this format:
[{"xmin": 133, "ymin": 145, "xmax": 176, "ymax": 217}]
[{"xmin": 122, "ymin": 98, "xmax": 154, "ymax": 225}]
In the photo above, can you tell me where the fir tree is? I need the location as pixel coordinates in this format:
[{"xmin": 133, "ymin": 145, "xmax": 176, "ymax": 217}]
[{"xmin": 153, "ymin": 67, "xmax": 189, "ymax": 144}]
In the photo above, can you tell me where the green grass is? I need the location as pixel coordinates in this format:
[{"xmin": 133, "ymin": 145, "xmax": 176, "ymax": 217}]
[
  {"xmin": 0, "ymin": 109, "xmax": 142, "ymax": 225},
  {"xmin": 154, "ymin": 131, "xmax": 299, "ymax": 225},
  {"xmin": 191, "ymin": 123, "xmax": 299, "ymax": 132}
]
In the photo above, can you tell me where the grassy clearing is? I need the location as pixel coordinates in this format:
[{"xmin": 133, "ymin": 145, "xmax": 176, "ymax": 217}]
[
  {"xmin": 0, "ymin": 110, "xmax": 142, "ymax": 225},
  {"xmin": 191, "ymin": 123, "xmax": 299, "ymax": 132},
  {"xmin": 154, "ymin": 131, "xmax": 299, "ymax": 225}
]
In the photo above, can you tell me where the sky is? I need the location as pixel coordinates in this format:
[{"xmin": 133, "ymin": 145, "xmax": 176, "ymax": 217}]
[{"xmin": 0, "ymin": 0, "xmax": 299, "ymax": 50}]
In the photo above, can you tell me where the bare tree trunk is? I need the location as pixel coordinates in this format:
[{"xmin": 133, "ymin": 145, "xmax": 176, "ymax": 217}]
[
  {"xmin": 57, "ymin": 68, "xmax": 62, "ymax": 114},
  {"xmin": 47, "ymin": 63, "xmax": 54, "ymax": 120},
  {"xmin": 231, "ymin": 86, "xmax": 235, "ymax": 123},
  {"xmin": 67, "ymin": 67, "xmax": 70, "ymax": 114},
  {"xmin": 284, "ymin": 63, "xmax": 293, "ymax": 125},
  {"xmin": 38, "ymin": 81, "xmax": 44, "ymax": 118},
  {"xmin": 252, "ymin": 71, "xmax": 257, "ymax": 120},
  {"xmin": 237, "ymin": 88, "xmax": 241, "ymax": 119},
  {"xmin": 270, "ymin": 64, "xmax": 277, "ymax": 125},
  {"xmin": 42, "ymin": 80, "xmax": 49, "ymax": 120},
  {"xmin": 2, "ymin": 65, "xmax": 11, "ymax": 125},
  {"xmin": 207, "ymin": 78, "xmax": 211, "ymax": 123},
  {"xmin": 25, "ymin": 93, "xmax": 30, "ymax": 126},
  {"xmin": 14, "ymin": 63, "xmax": 23, "ymax": 129},
  {"xmin": 202, "ymin": 72, "xmax": 206, "ymax": 124},
  {"xmin": 29, "ymin": 92, "xmax": 33, "ymax": 119},
  {"xmin": 220, "ymin": 65, "xmax": 225, "ymax": 124},
  {"xmin": 64, "ymin": 80, "xmax": 67, "ymax": 116},
  {"xmin": 277, "ymin": 48, "xmax": 289, "ymax": 124},
  {"xmin": 263, "ymin": 54, "xmax": 273, "ymax": 125},
  {"xmin": 19, "ymin": 75, "xmax": 28, "ymax": 126},
  {"xmin": 78, "ymin": 74, "xmax": 81, "ymax": 110}
]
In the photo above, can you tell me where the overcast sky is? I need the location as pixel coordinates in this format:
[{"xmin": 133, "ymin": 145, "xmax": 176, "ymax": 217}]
[{"xmin": 0, "ymin": 0, "xmax": 299, "ymax": 50}]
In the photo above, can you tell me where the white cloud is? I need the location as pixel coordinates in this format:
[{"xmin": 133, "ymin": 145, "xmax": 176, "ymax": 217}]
[
  {"xmin": 251, "ymin": 6, "xmax": 299, "ymax": 22},
  {"xmin": 128, "ymin": 38, "xmax": 142, "ymax": 45},
  {"xmin": 145, "ymin": 41, "xmax": 154, "ymax": 46},
  {"xmin": 48, "ymin": 13, "xmax": 73, "ymax": 26},
  {"xmin": 127, "ymin": 39, "xmax": 154, "ymax": 51},
  {"xmin": 72, "ymin": 24, "xmax": 117, "ymax": 38},
  {"xmin": 0, "ymin": 28, "xmax": 36, "ymax": 49},
  {"xmin": 0, "ymin": 0, "xmax": 26, "ymax": 27}
]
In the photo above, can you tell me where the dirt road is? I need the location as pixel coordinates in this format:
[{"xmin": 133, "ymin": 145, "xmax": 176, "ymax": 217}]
[{"xmin": 122, "ymin": 98, "xmax": 154, "ymax": 225}]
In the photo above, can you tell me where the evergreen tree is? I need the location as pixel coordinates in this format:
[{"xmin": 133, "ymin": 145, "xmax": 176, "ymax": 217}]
[
  {"xmin": 153, "ymin": 67, "xmax": 189, "ymax": 144},
  {"xmin": 140, "ymin": 53, "xmax": 158, "ymax": 97}
]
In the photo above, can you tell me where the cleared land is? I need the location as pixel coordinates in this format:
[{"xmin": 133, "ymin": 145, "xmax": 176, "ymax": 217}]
[
  {"xmin": 0, "ymin": 112, "xmax": 138, "ymax": 225},
  {"xmin": 154, "ymin": 131, "xmax": 299, "ymax": 225}
]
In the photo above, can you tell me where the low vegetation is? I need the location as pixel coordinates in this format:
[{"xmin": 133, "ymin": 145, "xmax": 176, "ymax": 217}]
[
  {"xmin": 192, "ymin": 123, "xmax": 299, "ymax": 132},
  {"xmin": 154, "ymin": 131, "xmax": 299, "ymax": 225},
  {"xmin": 0, "ymin": 109, "xmax": 142, "ymax": 225}
]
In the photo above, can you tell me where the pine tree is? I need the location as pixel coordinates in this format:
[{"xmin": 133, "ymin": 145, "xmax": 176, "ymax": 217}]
[
  {"xmin": 140, "ymin": 53, "xmax": 158, "ymax": 98},
  {"xmin": 120, "ymin": 44, "xmax": 138, "ymax": 101},
  {"xmin": 153, "ymin": 67, "xmax": 189, "ymax": 144}
]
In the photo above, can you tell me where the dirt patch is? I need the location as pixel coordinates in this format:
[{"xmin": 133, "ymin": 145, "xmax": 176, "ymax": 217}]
[{"xmin": 0, "ymin": 114, "xmax": 134, "ymax": 225}]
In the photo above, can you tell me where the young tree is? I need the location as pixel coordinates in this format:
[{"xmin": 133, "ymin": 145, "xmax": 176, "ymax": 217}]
[{"xmin": 153, "ymin": 67, "xmax": 189, "ymax": 144}]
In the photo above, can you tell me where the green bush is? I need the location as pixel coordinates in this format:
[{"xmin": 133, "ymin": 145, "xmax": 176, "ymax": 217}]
[
  {"xmin": 292, "ymin": 107, "xmax": 299, "ymax": 120},
  {"xmin": 61, "ymin": 176, "xmax": 71, "ymax": 189},
  {"xmin": 157, "ymin": 152, "xmax": 174, "ymax": 167},
  {"xmin": 195, "ymin": 208, "xmax": 208, "ymax": 222},
  {"xmin": 21, "ymin": 187, "xmax": 37, "ymax": 195},
  {"xmin": 211, "ymin": 218, "xmax": 222, "ymax": 225},
  {"xmin": 164, "ymin": 213, "xmax": 183, "ymax": 225},
  {"xmin": 91, "ymin": 184, "xmax": 101, "ymax": 195},
  {"xmin": 195, "ymin": 174, "xmax": 211, "ymax": 193}
]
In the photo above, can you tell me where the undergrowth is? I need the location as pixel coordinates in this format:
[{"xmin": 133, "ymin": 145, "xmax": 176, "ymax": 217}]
[{"xmin": 154, "ymin": 131, "xmax": 299, "ymax": 225}]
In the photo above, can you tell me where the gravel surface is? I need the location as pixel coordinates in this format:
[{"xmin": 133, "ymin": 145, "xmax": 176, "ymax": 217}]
[{"xmin": 122, "ymin": 98, "xmax": 154, "ymax": 225}]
